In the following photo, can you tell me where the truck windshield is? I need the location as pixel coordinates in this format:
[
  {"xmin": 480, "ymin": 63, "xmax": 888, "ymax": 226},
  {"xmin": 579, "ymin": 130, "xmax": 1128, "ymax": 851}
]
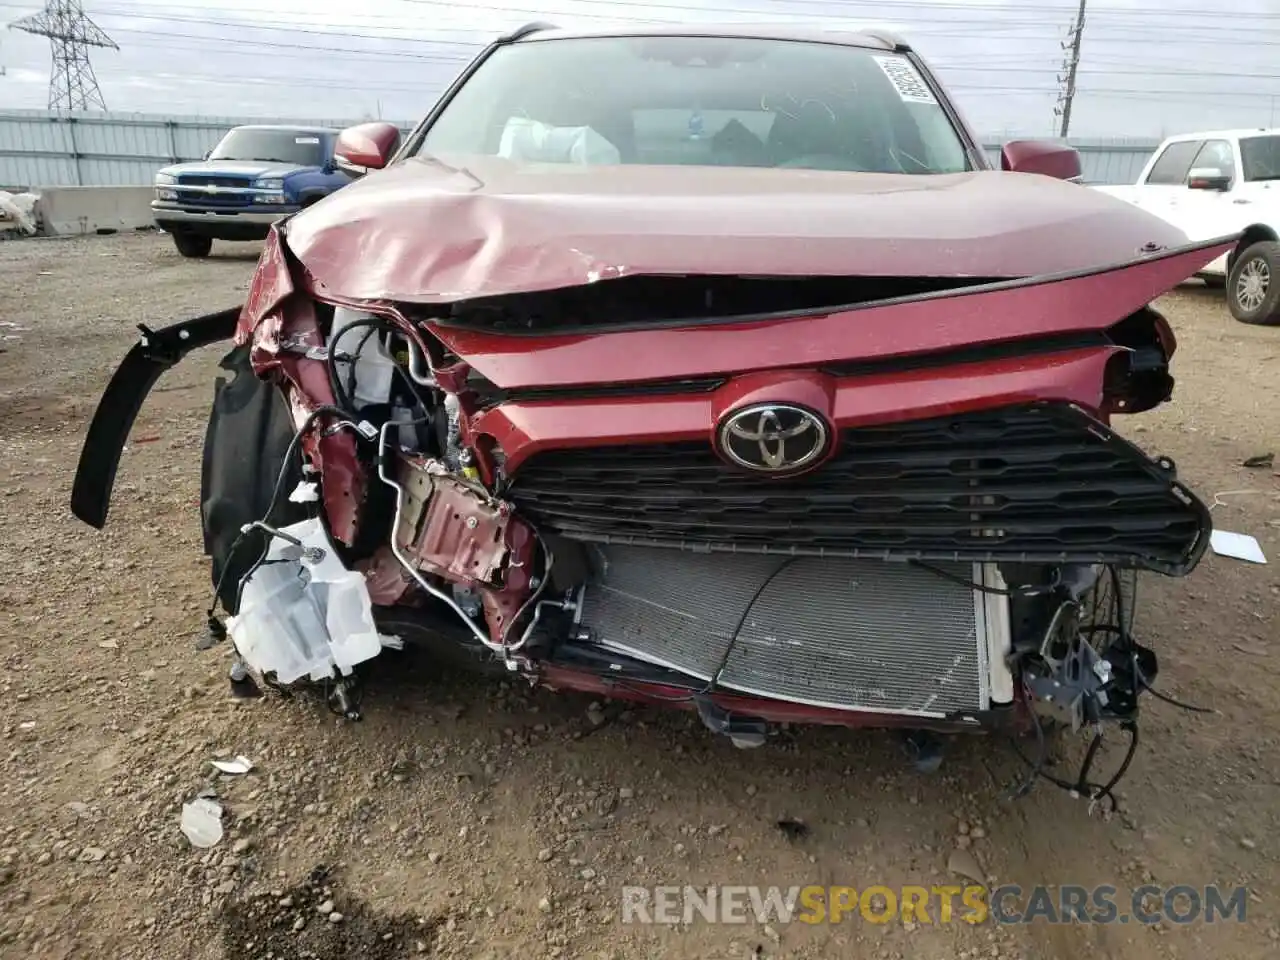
[
  {"xmin": 419, "ymin": 35, "xmax": 972, "ymax": 174},
  {"xmin": 209, "ymin": 129, "xmax": 327, "ymax": 166},
  {"xmin": 1240, "ymin": 135, "xmax": 1280, "ymax": 182}
]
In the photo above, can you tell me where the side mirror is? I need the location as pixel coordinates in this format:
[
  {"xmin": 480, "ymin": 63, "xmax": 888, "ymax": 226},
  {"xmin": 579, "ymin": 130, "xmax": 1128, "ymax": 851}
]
[
  {"xmin": 334, "ymin": 122, "xmax": 402, "ymax": 177},
  {"xmin": 1000, "ymin": 139, "xmax": 1083, "ymax": 182},
  {"xmin": 1187, "ymin": 167, "xmax": 1232, "ymax": 191}
]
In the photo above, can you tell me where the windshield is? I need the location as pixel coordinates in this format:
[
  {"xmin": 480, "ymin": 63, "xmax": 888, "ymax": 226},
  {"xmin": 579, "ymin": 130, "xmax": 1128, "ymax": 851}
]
[
  {"xmin": 419, "ymin": 36, "xmax": 972, "ymax": 174},
  {"xmin": 1240, "ymin": 135, "xmax": 1280, "ymax": 182},
  {"xmin": 209, "ymin": 129, "xmax": 328, "ymax": 165}
]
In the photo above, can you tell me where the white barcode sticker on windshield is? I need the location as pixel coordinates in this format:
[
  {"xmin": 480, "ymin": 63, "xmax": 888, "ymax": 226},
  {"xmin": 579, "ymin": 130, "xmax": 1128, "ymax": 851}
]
[
  {"xmin": 873, "ymin": 56, "xmax": 937, "ymax": 105},
  {"xmin": 295, "ymin": 136, "xmax": 320, "ymax": 144}
]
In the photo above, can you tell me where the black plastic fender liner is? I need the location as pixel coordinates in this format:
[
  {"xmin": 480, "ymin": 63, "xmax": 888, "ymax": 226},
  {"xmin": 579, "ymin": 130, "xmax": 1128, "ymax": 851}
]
[
  {"xmin": 200, "ymin": 343, "xmax": 309, "ymax": 613},
  {"xmin": 70, "ymin": 308, "xmax": 241, "ymax": 529}
]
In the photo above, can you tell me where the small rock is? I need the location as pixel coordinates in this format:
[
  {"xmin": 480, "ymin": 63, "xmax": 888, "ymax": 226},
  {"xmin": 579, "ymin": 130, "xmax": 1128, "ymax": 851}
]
[
  {"xmin": 328, "ymin": 912, "xmax": 343, "ymax": 923},
  {"xmin": 618, "ymin": 787, "xmax": 635, "ymax": 800},
  {"xmin": 231, "ymin": 838, "xmax": 251, "ymax": 854},
  {"xmin": 538, "ymin": 896, "xmax": 553, "ymax": 913},
  {"xmin": 317, "ymin": 899, "xmax": 335, "ymax": 914},
  {"xmin": 580, "ymin": 867, "xmax": 597, "ymax": 880},
  {"xmin": 1241, "ymin": 838, "xmax": 1258, "ymax": 850},
  {"xmin": 292, "ymin": 916, "xmax": 306, "ymax": 932},
  {"xmin": 586, "ymin": 704, "xmax": 606, "ymax": 727},
  {"xmin": 745, "ymin": 785, "xmax": 758, "ymax": 797},
  {"xmin": 428, "ymin": 852, "xmax": 442, "ymax": 864},
  {"xmin": 79, "ymin": 847, "xmax": 107, "ymax": 863},
  {"xmin": 537, "ymin": 848, "xmax": 554, "ymax": 863},
  {"xmin": 970, "ymin": 826, "xmax": 987, "ymax": 840},
  {"xmin": 278, "ymin": 896, "xmax": 294, "ymax": 908}
]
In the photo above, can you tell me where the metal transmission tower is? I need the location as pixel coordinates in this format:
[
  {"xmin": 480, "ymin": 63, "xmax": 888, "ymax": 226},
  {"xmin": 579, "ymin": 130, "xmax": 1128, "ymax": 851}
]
[
  {"xmin": 9, "ymin": 1, "xmax": 118, "ymax": 111},
  {"xmin": 1054, "ymin": 0, "xmax": 1088, "ymax": 138}
]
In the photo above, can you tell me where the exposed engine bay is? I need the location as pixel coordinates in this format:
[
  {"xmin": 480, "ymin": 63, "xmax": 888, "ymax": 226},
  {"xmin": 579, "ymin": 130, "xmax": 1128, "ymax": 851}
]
[
  {"xmin": 81, "ymin": 227, "xmax": 1208, "ymax": 815},
  {"xmin": 68, "ymin": 220, "xmax": 1235, "ymax": 813}
]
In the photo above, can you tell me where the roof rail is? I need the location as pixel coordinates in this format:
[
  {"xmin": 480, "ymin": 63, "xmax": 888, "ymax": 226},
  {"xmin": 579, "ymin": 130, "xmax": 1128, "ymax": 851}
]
[{"xmin": 501, "ymin": 21, "xmax": 558, "ymax": 42}]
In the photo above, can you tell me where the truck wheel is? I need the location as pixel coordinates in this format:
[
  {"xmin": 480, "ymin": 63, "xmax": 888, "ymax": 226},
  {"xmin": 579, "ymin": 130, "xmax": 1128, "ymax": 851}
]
[
  {"xmin": 172, "ymin": 232, "xmax": 213, "ymax": 259},
  {"xmin": 1227, "ymin": 241, "xmax": 1280, "ymax": 325}
]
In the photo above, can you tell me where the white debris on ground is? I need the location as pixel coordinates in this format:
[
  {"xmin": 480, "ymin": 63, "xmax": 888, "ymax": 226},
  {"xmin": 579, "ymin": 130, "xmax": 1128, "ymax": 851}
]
[
  {"xmin": 210, "ymin": 755, "xmax": 255, "ymax": 775},
  {"xmin": 0, "ymin": 190, "xmax": 38, "ymax": 236},
  {"xmin": 180, "ymin": 796, "xmax": 224, "ymax": 848}
]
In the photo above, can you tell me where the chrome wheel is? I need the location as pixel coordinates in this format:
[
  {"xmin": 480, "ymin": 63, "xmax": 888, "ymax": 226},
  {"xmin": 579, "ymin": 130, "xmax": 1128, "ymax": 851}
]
[{"xmin": 1235, "ymin": 256, "xmax": 1270, "ymax": 313}]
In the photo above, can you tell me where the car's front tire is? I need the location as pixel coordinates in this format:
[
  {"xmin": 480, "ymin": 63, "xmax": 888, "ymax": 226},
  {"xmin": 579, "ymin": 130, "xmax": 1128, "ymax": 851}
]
[
  {"xmin": 1227, "ymin": 240, "xmax": 1280, "ymax": 325},
  {"xmin": 172, "ymin": 232, "xmax": 213, "ymax": 259}
]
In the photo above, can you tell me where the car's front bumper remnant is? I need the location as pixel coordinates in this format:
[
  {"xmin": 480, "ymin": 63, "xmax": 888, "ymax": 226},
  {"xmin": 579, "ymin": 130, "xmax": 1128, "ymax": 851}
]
[{"xmin": 70, "ymin": 309, "xmax": 240, "ymax": 529}]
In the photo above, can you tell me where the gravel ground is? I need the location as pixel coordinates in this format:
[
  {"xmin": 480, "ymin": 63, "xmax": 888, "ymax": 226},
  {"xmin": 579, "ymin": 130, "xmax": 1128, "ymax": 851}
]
[{"xmin": 1, "ymin": 231, "xmax": 1278, "ymax": 960}]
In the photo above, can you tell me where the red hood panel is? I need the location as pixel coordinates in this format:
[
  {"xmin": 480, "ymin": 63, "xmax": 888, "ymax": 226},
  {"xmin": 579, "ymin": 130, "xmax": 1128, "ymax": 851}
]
[
  {"xmin": 426, "ymin": 238, "xmax": 1234, "ymax": 390},
  {"xmin": 285, "ymin": 156, "xmax": 1193, "ymax": 302}
]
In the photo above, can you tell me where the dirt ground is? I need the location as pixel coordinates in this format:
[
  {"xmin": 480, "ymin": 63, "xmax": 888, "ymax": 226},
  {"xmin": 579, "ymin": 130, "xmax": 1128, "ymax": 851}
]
[{"xmin": 1, "ymin": 231, "xmax": 1278, "ymax": 960}]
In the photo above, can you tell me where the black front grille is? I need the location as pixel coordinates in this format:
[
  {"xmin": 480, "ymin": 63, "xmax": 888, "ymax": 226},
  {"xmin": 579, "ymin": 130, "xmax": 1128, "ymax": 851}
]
[
  {"xmin": 175, "ymin": 175, "xmax": 253, "ymax": 207},
  {"xmin": 506, "ymin": 403, "xmax": 1211, "ymax": 575},
  {"xmin": 178, "ymin": 175, "xmax": 252, "ymax": 188}
]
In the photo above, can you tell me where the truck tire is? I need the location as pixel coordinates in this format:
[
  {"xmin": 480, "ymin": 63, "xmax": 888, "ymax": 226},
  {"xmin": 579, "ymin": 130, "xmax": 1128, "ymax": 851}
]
[
  {"xmin": 172, "ymin": 232, "xmax": 213, "ymax": 259},
  {"xmin": 1227, "ymin": 240, "xmax": 1280, "ymax": 325}
]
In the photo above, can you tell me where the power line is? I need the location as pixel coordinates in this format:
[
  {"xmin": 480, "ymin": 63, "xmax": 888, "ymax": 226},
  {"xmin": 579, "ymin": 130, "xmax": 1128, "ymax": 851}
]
[{"xmin": 8, "ymin": 0, "xmax": 118, "ymax": 110}]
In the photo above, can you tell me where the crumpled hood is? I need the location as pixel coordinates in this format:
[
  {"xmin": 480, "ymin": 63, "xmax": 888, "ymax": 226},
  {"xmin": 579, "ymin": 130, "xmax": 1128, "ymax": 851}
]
[
  {"xmin": 282, "ymin": 154, "xmax": 1193, "ymax": 303},
  {"xmin": 162, "ymin": 160, "xmax": 311, "ymax": 180}
]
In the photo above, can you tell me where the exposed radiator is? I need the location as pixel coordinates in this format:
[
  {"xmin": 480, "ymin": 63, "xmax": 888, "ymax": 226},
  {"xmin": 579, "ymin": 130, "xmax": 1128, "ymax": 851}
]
[{"xmin": 577, "ymin": 545, "xmax": 1009, "ymax": 719}]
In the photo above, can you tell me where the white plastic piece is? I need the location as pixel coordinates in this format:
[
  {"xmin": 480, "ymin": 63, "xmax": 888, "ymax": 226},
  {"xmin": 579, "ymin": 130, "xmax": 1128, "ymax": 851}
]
[
  {"xmin": 1210, "ymin": 530, "xmax": 1268, "ymax": 564},
  {"xmin": 975, "ymin": 563, "xmax": 1015, "ymax": 706},
  {"xmin": 329, "ymin": 306, "xmax": 397, "ymax": 408},
  {"xmin": 210, "ymin": 755, "xmax": 255, "ymax": 775},
  {"xmin": 180, "ymin": 797, "xmax": 224, "ymax": 848},
  {"xmin": 226, "ymin": 518, "xmax": 383, "ymax": 684},
  {"xmin": 288, "ymin": 481, "xmax": 320, "ymax": 504}
]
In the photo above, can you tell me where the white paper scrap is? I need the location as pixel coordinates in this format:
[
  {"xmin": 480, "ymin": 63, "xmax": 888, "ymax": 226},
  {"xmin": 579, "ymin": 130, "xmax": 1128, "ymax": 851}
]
[
  {"xmin": 210, "ymin": 755, "xmax": 255, "ymax": 775},
  {"xmin": 1210, "ymin": 530, "xmax": 1268, "ymax": 565},
  {"xmin": 180, "ymin": 797, "xmax": 224, "ymax": 848}
]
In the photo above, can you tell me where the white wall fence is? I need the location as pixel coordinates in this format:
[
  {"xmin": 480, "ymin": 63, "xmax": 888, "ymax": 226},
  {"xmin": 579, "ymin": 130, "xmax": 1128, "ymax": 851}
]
[{"xmin": 0, "ymin": 108, "xmax": 1160, "ymax": 189}]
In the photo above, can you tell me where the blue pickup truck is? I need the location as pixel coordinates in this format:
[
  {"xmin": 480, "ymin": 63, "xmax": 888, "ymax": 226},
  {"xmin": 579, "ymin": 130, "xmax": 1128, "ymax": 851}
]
[{"xmin": 151, "ymin": 124, "xmax": 353, "ymax": 257}]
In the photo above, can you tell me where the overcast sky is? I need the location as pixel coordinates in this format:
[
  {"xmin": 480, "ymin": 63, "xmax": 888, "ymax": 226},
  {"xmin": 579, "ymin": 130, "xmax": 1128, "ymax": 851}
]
[{"xmin": 2, "ymin": 0, "xmax": 1278, "ymax": 137}]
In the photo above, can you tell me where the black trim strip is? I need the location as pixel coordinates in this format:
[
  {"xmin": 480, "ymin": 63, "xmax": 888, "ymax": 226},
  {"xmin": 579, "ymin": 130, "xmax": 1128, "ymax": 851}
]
[
  {"xmin": 474, "ymin": 375, "xmax": 727, "ymax": 405},
  {"xmin": 70, "ymin": 308, "xmax": 241, "ymax": 529},
  {"xmin": 425, "ymin": 234, "xmax": 1238, "ymax": 338}
]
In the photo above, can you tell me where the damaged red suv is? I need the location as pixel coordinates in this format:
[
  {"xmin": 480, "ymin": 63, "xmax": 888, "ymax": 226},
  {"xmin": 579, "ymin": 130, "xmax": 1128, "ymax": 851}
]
[{"xmin": 73, "ymin": 24, "xmax": 1234, "ymax": 797}]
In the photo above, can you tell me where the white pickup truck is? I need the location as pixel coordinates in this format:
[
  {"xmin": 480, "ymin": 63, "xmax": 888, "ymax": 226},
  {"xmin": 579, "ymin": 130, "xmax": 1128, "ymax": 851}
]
[{"xmin": 1094, "ymin": 128, "xmax": 1280, "ymax": 325}]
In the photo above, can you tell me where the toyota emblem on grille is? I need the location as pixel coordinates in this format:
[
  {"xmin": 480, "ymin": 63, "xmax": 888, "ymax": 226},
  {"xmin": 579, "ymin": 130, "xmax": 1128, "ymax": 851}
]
[{"xmin": 718, "ymin": 404, "xmax": 830, "ymax": 474}]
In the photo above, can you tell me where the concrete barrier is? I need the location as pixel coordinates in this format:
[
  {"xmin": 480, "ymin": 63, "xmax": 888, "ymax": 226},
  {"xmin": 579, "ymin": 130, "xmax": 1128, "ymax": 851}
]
[{"xmin": 33, "ymin": 186, "xmax": 155, "ymax": 237}]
